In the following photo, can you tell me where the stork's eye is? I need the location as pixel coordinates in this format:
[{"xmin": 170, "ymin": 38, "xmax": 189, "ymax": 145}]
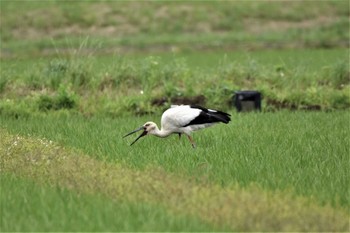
[{"xmin": 145, "ymin": 123, "xmax": 150, "ymax": 127}]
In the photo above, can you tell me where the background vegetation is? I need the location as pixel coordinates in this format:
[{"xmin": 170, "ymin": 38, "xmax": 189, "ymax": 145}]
[
  {"xmin": 1, "ymin": 0, "xmax": 349, "ymax": 231},
  {"xmin": 1, "ymin": 1, "xmax": 349, "ymax": 117},
  {"xmin": 1, "ymin": 0, "xmax": 349, "ymax": 57}
]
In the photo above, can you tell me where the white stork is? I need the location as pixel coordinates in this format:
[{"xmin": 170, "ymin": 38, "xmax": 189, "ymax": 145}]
[{"xmin": 123, "ymin": 105, "xmax": 231, "ymax": 148}]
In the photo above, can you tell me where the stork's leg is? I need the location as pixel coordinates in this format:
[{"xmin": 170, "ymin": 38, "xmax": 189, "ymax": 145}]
[
  {"xmin": 178, "ymin": 133, "xmax": 182, "ymax": 140},
  {"xmin": 187, "ymin": 135, "xmax": 196, "ymax": 148}
]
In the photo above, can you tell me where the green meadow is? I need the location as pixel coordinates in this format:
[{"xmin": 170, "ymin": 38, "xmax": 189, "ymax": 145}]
[
  {"xmin": 1, "ymin": 48, "xmax": 349, "ymax": 118},
  {"xmin": 1, "ymin": 110, "xmax": 349, "ymax": 231},
  {"xmin": 1, "ymin": 1, "xmax": 349, "ymax": 232},
  {"xmin": 1, "ymin": 174, "xmax": 222, "ymax": 232}
]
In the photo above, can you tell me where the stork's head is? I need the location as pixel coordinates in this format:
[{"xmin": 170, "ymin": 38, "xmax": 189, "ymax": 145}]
[{"xmin": 123, "ymin": 121, "xmax": 157, "ymax": 146}]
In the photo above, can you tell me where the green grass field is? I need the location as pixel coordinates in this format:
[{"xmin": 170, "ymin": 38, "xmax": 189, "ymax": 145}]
[
  {"xmin": 1, "ymin": 1, "xmax": 349, "ymax": 58},
  {"xmin": 2, "ymin": 111, "xmax": 349, "ymax": 206},
  {"xmin": 1, "ymin": 1, "xmax": 349, "ymax": 232},
  {"xmin": 1, "ymin": 174, "xmax": 221, "ymax": 232},
  {"xmin": 1, "ymin": 48, "xmax": 349, "ymax": 118},
  {"xmin": 1, "ymin": 111, "xmax": 349, "ymax": 231}
]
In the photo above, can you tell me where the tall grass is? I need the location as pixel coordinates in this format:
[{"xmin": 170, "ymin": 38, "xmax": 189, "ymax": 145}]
[
  {"xmin": 1, "ymin": 111, "xmax": 349, "ymax": 208},
  {"xmin": 1, "ymin": 49, "xmax": 349, "ymax": 119},
  {"xmin": 1, "ymin": 129, "xmax": 348, "ymax": 231}
]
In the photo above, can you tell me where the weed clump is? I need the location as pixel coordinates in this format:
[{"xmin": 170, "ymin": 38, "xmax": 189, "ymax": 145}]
[
  {"xmin": 37, "ymin": 85, "xmax": 78, "ymax": 111},
  {"xmin": 45, "ymin": 59, "xmax": 69, "ymax": 90},
  {"xmin": 330, "ymin": 61, "xmax": 350, "ymax": 89},
  {"xmin": 0, "ymin": 77, "xmax": 8, "ymax": 93},
  {"xmin": 0, "ymin": 100, "xmax": 31, "ymax": 119}
]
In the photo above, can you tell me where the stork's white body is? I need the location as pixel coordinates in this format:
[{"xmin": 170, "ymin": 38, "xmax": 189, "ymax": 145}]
[
  {"xmin": 123, "ymin": 105, "xmax": 231, "ymax": 148},
  {"xmin": 160, "ymin": 105, "xmax": 216, "ymax": 136}
]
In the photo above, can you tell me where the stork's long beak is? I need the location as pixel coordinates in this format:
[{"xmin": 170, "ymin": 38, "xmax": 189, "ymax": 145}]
[{"xmin": 123, "ymin": 126, "xmax": 147, "ymax": 146}]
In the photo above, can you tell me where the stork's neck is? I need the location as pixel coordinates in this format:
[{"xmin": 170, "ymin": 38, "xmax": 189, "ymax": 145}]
[{"xmin": 150, "ymin": 125, "xmax": 172, "ymax": 138}]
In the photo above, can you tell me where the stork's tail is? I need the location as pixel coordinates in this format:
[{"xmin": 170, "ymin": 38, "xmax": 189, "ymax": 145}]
[
  {"xmin": 209, "ymin": 110, "xmax": 231, "ymax": 124},
  {"xmin": 188, "ymin": 105, "xmax": 231, "ymax": 125}
]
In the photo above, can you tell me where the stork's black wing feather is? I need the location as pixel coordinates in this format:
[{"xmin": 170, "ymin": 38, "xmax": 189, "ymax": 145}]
[{"xmin": 183, "ymin": 105, "xmax": 231, "ymax": 126}]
